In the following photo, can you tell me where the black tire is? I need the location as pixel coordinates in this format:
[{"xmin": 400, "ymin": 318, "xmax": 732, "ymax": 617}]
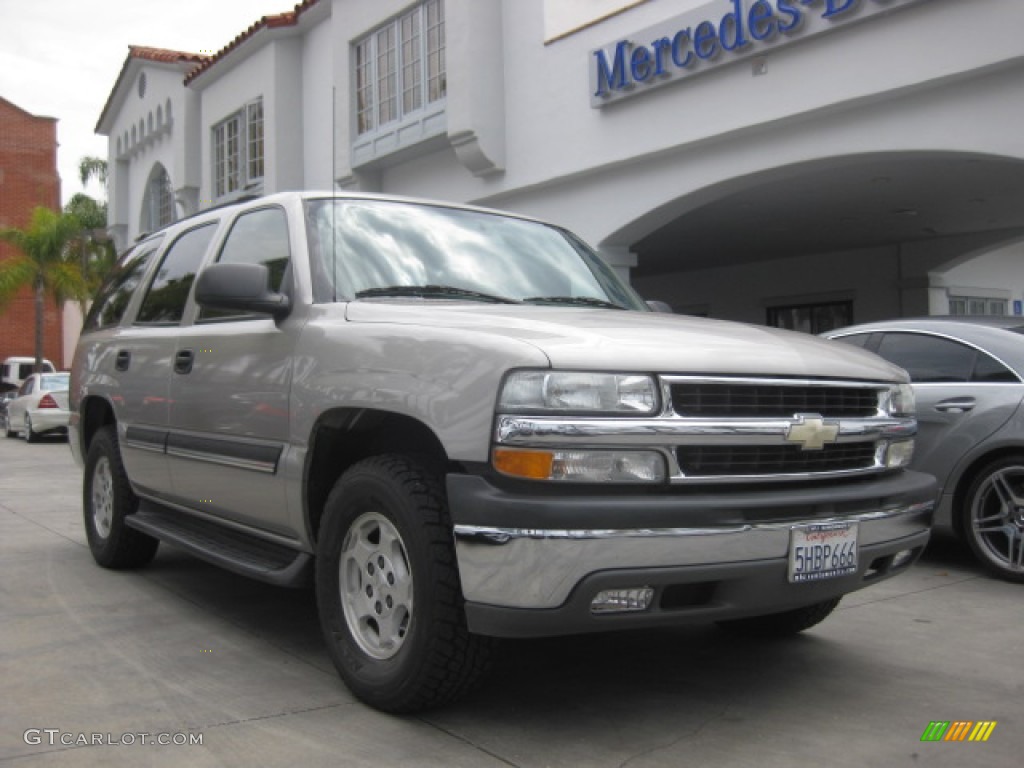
[
  {"xmin": 83, "ymin": 425, "xmax": 159, "ymax": 569},
  {"xmin": 24, "ymin": 415, "xmax": 38, "ymax": 443},
  {"xmin": 3, "ymin": 414, "xmax": 15, "ymax": 438},
  {"xmin": 716, "ymin": 597, "xmax": 842, "ymax": 638},
  {"xmin": 961, "ymin": 455, "xmax": 1024, "ymax": 583},
  {"xmin": 316, "ymin": 454, "xmax": 492, "ymax": 713}
]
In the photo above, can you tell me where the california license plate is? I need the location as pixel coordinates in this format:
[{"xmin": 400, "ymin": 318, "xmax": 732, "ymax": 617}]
[{"xmin": 788, "ymin": 523, "xmax": 859, "ymax": 583}]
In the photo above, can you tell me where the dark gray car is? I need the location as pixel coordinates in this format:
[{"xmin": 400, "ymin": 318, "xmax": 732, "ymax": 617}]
[{"xmin": 827, "ymin": 317, "xmax": 1024, "ymax": 582}]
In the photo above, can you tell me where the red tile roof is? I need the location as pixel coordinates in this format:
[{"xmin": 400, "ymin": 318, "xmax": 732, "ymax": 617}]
[
  {"xmin": 184, "ymin": 0, "xmax": 322, "ymax": 85},
  {"xmin": 127, "ymin": 45, "xmax": 210, "ymax": 66},
  {"xmin": 95, "ymin": 46, "xmax": 209, "ymax": 133}
]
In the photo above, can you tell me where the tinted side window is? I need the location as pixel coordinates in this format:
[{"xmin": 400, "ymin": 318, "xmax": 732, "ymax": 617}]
[
  {"xmin": 84, "ymin": 241, "xmax": 162, "ymax": 330},
  {"xmin": 198, "ymin": 207, "xmax": 290, "ymax": 321},
  {"xmin": 875, "ymin": 333, "xmax": 975, "ymax": 383},
  {"xmin": 972, "ymin": 351, "xmax": 1018, "ymax": 383},
  {"xmin": 136, "ymin": 223, "xmax": 218, "ymax": 325},
  {"xmin": 832, "ymin": 333, "xmax": 870, "ymax": 349}
]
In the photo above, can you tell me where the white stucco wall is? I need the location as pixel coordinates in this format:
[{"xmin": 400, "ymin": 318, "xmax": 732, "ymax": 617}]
[
  {"xmin": 96, "ymin": 0, "xmax": 1024, "ymax": 326},
  {"xmin": 929, "ymin": 238, "xmax": 1024, "ymax": 317},
  {"xmin": 105, "ymin": 63, "xmax": 198, "ymax": 248},
  {"xmin": 302, "ymin": 17, "xmax": 335, "ymax": 190}
]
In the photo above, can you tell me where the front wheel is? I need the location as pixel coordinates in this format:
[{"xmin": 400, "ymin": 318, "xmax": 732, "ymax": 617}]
[
  {"xmin": 83, "ymin": 426, "xmax": 159, "ymax": 569},
  {"xmin": 716, "ymin": 597, "xmax": 842, "ymax": 638},
  {"xmin": 316, "ymin": 455, "xmax": 492, "ymax": 713},
  {"xmin": 962, "ymin": 455, "xmax": 1024, "ymax": 583}
]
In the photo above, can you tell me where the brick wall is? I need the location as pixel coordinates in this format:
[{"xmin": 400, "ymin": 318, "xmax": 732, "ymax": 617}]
[{"xmin": 0, "ymin": 96, "xmax": 64, "ymax": 369}]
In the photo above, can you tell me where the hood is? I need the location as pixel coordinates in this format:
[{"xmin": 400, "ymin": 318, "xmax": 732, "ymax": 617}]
[{"xmin": 345, "ymin": 301, "xmax": 908, "ymax": 382}]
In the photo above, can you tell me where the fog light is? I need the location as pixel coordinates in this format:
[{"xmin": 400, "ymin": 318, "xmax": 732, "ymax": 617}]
[
  {"xmin": 591, "ymin": 587, "xmax": 655, "ymax": 614},
  {"xmin": 891, "ymin": 548, "xmax": 916, "ymax": 569},
  {"xmin": 886, "ymin": 439, "xmax": 915, "ymax": 468}
]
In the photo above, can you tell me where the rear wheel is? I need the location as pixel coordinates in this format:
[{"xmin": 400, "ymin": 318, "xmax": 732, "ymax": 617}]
[
  {"xmin": 716, "ymin": 597, "xmax": 842, "ymax": 638},
  {"xmin": 316, "ymin": 454, "xmax": 492, "ymax": 713},
  {"xmin": 83, "ymin": 426, "xmax": 159, "ymax": 569},
  {"xmin": 962, "ymin": 455, "xmax": 1024, "ymax": 583},
  {"xmin": 23, "ymin": 415, "xmax": 38, "ymax": 443}
]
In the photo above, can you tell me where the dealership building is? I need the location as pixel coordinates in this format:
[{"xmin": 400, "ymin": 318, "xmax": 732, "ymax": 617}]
[{"xmin": 95, "ymin": 0, "xmax": 1024, "ymax": 331}]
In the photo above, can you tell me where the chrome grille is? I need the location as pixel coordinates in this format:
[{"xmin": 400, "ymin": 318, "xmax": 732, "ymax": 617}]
[
  {"xmin": 670, "ymin": 382, "xmax": 878, "ymax": 418},
  {"xmin": 677, "ymin": 443, "xmax": 878, "ymax": 477}
]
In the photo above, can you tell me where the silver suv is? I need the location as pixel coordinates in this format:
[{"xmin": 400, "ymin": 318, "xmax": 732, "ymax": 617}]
[{"xmin": 71, "ymin": 191, "xmax": 935, "ymax": 712}]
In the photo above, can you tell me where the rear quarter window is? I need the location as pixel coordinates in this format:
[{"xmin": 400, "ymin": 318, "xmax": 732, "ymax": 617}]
[{"xmin": 83, "ymin": 239, "xmax": 163, "ymax": 331}]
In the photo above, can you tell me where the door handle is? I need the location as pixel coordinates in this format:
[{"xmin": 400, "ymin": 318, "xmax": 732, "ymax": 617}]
[
  {"xmin": 934, "ymin": 397, "xmax": 976, "ymax": 414},
  {"xmin": 115, "ymin": 349, "xmax": 131, "ymax": 371},
  {"xmin": 174, "ymin": 349, "xmax": 195, "ymax": 375}
]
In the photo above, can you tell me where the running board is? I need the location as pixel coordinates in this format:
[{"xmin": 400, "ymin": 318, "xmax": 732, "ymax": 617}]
[{"xmin": 126, "ymin": 502, "xmax": 313, "ymax": 588}]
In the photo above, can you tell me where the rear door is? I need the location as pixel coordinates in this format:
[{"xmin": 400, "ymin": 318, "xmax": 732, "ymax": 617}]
[{"xmin": 115, "ymin": 224, "xmax": 220, "ymax": 498}]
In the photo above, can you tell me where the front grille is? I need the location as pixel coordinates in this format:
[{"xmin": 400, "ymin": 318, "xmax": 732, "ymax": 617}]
[
  {"xmin": 677, "ymin": 443, "xmax": 877, "ymax": 477},
  {"xmin": 671, "ymin": 383, "xmax": 878, "ymax": 418}
]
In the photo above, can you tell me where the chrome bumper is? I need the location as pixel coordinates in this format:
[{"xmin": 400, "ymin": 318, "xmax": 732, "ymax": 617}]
[
  {"xmin": 454, "ymin": 501, "xmax": 933, "ymax": 609},
  {"xmin": 448, "ymin": 467, "xmax": 937, "ymax": 614}
]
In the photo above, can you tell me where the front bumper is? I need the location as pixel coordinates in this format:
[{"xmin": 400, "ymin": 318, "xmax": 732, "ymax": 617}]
[{"xmin": 447, "ymin": 470, "xmax": 936, "ymax": 637}]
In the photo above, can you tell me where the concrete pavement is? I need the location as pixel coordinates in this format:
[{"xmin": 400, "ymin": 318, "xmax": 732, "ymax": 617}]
[{"xmin": 1, "ymin": 434, "xmax": 1020, "ymax": 767}]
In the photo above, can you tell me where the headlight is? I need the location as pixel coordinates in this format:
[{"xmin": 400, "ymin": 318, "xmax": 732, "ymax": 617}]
[
  {"xmin": 885, "ymin": 383, "xmax": 916, "ymax": 417},
  {"xmin": 499, "ymin": 371, "xmax": 658, "ymax": 414},
  {"xmin": 493, "ymin": 447, "xmax": 666, "ymax": 483}
]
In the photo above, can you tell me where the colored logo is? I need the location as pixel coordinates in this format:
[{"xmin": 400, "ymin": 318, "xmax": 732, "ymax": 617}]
[
  {"xmin": 784, "ymin": 414, "xmax": 839, "ymax": 451},
  {"xmin": 920, "ymin": 721, "xmax": 997, "ymax": 742}
]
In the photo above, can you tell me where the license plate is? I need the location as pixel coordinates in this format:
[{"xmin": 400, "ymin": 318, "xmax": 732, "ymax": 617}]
[{"xmin": 788, "ymin": 523, "xmax": 858, "ymax": 583}]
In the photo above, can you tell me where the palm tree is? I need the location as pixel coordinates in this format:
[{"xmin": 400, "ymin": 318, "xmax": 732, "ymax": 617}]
[
  {"xmin": 79, "ymin": 156, "xmax": 108, "ymax": 190},
  {"xmin": 65, "ymin": 192, "xmax": 116, "ymax": 304},
  {"xmin": 0, "ymin": 207, "xmax": 89, "ymax": 373}
]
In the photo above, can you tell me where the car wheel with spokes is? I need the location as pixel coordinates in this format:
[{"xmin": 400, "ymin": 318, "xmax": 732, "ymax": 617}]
[
  {"xmin": 83, "ymin": 425, "xmax": 159, "ymax": 569},
  {"xmin": 23, "ymin": 415, "xmax": 38, "ymax": 443},
  {"xmin": 316, "ymin": 454, "xmax": 492, "ymax": 713},
  {"xmin": 963, "ymin": 455, "xmax": 1024, "ymax": 583}
]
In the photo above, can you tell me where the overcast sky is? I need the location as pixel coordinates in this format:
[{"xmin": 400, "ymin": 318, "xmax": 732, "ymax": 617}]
[{"xmin": 0, "ymin": 0, "xmax": 293, "ymax": 205}]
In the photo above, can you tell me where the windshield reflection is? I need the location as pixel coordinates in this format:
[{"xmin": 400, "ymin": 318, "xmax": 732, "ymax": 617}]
[{"xmin": 304, "ymin": 199, "xmax": 645, "ymax": 310}]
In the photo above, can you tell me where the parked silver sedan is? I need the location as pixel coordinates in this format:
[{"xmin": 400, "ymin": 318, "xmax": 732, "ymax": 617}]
[
  {"xmin": 826, "ymin": 317, "xmax": 1024, "ymax": 582},
  {"xmin": 3, "ymin": 372, "xmax": 71, "ymax": 443}
]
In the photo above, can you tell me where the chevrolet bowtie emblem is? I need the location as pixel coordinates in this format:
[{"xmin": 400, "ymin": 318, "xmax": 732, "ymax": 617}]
[{"xmin": 785, "ymin": 414, "xmax": 839, "ymax": 451}]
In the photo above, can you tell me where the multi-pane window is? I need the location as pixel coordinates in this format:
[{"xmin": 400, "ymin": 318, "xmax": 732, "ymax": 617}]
[
  {"xmin": 354, "ymin": 0, "xmax": 446, "ymax": 136},
  {"xmin": 767, "ymin": 300, "xmax": 853, "ymax": 335},
  {"xmin": 247, "ymin": 101, "xmax": 264, "ymax": 181},
  {"xmin": 212, "ymin": 98, "xmax": 264, "ymax": 200},
  {"xmin": 141, "ymin": 165, "xmax": 174, "ymax": 233},
  {"xmin": 949, "ymin": 295, "xmax": 1008, "ymax": 316}
]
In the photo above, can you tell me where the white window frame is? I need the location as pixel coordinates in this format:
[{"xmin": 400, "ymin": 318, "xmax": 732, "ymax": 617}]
[
  {"xmin": 353, "ymin": 1, "xmax": 446, "ymax": 146},
  {"xmin": 141, "ymin": 164, "xmax": 175, "ymax": 233},
  {"xmin": 949, "ymin": 295, "xmax": 1008, "ymax": 316},
  {"xmin": 212, "ymin": 97, "xmax": 264, "ymax": 201}
]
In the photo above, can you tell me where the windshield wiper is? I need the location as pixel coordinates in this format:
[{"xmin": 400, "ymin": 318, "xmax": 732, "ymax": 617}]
[
  {"xmin": 355, "ymin": 285, "xmax": 520, "ymax": 304},
  {"xmin": 523, "ymin": 296, "xmax": 626, "ymax": 310}
]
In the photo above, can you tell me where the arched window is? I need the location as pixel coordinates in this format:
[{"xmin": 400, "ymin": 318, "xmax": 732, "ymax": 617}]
[{"xmin": 140, "ymin": 163, "xmax": 175, "ymax": 233}]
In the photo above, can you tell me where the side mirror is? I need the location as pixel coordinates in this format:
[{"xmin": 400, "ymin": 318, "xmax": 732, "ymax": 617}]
[
  {"xmin": 646, "ymin": 300, "xmax": 674, "ymax": 314},
  {"xmin": 195, "ymin": 263, "xmax": 291, "ymax": 319}
]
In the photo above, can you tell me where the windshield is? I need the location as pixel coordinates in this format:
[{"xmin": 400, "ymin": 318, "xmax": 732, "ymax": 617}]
[
  {"xmin": 39, "ymin": 374, "xmax": 69, "ymax": 390},
  {"xmin": 304, "ymin": 199, "xmax": 646, "ymax": 311}
]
